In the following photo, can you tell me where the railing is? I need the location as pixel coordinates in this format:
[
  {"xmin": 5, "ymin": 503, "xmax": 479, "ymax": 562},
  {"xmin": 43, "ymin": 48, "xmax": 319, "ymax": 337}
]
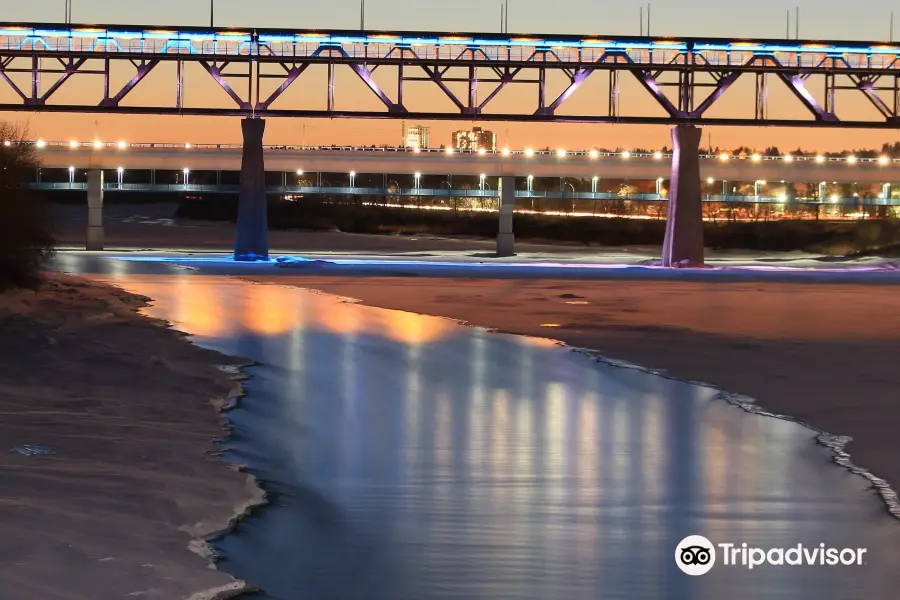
[
  {"xmin": 26, "ymin": 182, "xmax": 900, "ymax": 206},
  {"xmin": 4, "ymin": 26, "xmax": 900, "ymax": 71}
]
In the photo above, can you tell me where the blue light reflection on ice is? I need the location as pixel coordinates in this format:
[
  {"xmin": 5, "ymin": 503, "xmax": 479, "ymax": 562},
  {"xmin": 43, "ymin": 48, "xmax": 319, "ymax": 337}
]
[{"xmin": 108, "ymin": 253, "xmax": 900, "ymax": 275}]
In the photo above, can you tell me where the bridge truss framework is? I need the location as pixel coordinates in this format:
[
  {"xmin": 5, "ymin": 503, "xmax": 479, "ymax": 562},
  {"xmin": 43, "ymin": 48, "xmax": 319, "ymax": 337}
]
[{"xmin": 3, "ymin": 23, "xmax": 900, "ymax": 127}]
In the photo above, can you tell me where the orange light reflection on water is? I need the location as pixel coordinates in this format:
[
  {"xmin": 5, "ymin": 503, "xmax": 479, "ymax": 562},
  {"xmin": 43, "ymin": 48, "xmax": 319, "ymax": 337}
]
[{"xmin": 134, "ymin": 276, "xmax": 457, "ymax": 345}]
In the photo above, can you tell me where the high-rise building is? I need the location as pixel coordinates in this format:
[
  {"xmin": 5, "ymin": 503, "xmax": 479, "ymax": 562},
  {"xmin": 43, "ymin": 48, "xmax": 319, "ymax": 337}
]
[
  {"xmin": 452, "ymin": 126, "xmax": 497, "ymax": 151},
  {"xmin": 405, "ymin": 124, "xmax": 430, "ymax": 149}
]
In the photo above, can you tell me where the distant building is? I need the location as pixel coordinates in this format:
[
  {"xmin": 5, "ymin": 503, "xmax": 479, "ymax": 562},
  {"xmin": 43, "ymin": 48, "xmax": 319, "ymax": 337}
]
[
  {"xmin": 405, "ymin": 125, "xmax": 430, "ymax": 149},
  {"xmin": 452, "ymin": 126, "xmax": 497, "ymax": 152}
]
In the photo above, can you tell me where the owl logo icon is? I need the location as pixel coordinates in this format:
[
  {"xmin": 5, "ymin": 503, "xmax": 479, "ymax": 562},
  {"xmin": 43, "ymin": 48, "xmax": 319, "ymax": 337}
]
[{"xmin": 676, "ymin": 535, "xmax": 716, "ymax": 575}]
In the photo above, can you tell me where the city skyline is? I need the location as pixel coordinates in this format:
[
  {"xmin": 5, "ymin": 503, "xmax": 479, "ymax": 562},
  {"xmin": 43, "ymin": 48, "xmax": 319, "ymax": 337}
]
[{"xmin": 5, "ymin": 0, "xmax": 900, "ymax": 151}]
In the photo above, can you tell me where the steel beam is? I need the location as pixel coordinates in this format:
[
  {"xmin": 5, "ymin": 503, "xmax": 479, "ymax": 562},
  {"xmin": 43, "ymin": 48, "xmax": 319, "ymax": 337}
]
[{"xmin": 2, "ymin": 23, "xmax": 900, "ymax": 126}]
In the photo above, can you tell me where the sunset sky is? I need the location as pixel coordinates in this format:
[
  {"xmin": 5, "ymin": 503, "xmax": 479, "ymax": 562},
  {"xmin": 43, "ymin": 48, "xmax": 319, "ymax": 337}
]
[{"xmin": 4, "ymin": 0, "xmax": 900, "ymax": 152}]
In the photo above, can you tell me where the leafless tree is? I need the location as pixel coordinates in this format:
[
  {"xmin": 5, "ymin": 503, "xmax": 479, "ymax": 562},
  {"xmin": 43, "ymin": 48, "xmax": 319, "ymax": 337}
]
[{"xmin": 0, "ymin": 122, "xmax": 56, "ymax": 291}]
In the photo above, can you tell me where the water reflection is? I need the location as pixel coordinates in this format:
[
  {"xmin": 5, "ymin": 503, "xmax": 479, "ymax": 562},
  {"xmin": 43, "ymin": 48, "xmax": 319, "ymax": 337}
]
[{"xmin": 78, "ymin": 267, "xmax": 900, "ymax": 600}]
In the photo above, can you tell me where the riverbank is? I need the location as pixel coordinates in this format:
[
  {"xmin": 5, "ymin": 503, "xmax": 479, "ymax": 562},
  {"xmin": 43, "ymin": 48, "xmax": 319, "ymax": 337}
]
[
  {"xmin": 48, "ymin": 199, "xmax": 900, "ymax": 256},
  {"xmin": 240, "ymin": 273, "xmax": 900, "ymax": 501},
  {"xmin": 0, "ymin": 273, "xmax": 262, "ymax": 599},
  {"xmin": 174, "ymin": 197, "xmax": 900, "ymax": 255}
]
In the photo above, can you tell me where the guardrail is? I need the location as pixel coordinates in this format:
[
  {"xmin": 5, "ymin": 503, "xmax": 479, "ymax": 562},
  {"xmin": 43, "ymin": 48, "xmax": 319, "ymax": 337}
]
[{"xmin": 27, "ymin": 182, "xmax": 900, "ymax": 206}]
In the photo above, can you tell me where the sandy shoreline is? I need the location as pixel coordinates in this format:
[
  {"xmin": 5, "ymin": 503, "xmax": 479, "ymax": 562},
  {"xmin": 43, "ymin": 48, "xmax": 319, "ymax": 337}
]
[
  {"xmin": 238, "ymin": 273, "xmax": 900, "ymax": 506},
  {"xmin": 0, "ymin": 273, "xmax": 263, "ymax": 600}
]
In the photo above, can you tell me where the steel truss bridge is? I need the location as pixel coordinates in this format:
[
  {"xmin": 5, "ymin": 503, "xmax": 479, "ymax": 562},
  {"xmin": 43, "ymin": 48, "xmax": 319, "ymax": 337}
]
[{"xmin": 4, "ymin": 22, "xmax": 900, "ymax": 127}]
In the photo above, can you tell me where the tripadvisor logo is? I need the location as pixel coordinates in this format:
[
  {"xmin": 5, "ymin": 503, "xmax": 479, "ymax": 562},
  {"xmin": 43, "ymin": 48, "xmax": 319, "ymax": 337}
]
[
  {"xmin": 675, "ymin": 535, "xmax": 867, "ymax": 575},
  {"xmin": 676, "ymin": 535, "xmax": 716, "ymax": 576}
]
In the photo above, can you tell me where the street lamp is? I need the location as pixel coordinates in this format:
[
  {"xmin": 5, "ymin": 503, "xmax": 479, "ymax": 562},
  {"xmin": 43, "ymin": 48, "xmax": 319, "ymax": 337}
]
[
  {"xmin": 591, "ymin": 175, "xmax": 599, "ymax": 193},
  {"xmin": 589, "ymin": 149, "xmax": 599, "ymax": 159},
  {"xmin": 754, "ymin": 180, "xmax": 766, "ymax": 196},
  {"xmin": 524, "ymin": 148, "xmax": 534, "ymax": 158}
]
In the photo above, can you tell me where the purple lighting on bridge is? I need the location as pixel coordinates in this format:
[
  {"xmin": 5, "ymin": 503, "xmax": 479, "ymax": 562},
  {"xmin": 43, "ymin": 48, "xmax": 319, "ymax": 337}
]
[{"xmin": 3, "ymin": 22, "xmax": 900, "ymax": 127}]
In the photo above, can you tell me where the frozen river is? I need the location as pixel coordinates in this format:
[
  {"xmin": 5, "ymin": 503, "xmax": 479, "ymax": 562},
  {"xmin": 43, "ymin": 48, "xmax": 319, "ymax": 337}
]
[{"xmin": 59, "ymin": 255, "xmax": 900, "ymax": 600}]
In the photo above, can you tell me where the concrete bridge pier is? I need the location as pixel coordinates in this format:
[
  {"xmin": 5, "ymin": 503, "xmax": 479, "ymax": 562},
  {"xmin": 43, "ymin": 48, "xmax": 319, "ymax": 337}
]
[
  {"xmin": 496, "ymin": 175, "xmax": 515, "ymax": 257},
  {"xmin": 234, "ymin": 117, "xmax": 270, "ymax": 261},
  {"xmin": 86, "ymin": 169, "xmax": 104, "ymax": 250},
  {"xmin": 661, "ymin": 125, "xmax": 704, "ymax": 267}
]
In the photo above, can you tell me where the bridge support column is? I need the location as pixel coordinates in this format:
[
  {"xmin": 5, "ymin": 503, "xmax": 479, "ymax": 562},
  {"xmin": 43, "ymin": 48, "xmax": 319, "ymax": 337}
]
[
  {"xmin": 234, "ymin": 117, "xmax": 269, "ymax": 261},
  {"xmin": 86, "ymin": 169, "xmax": 104, "ymax": 251},
  {"xmin": 496, "ymin": 175, "xmax": 515, "ymax": 257},
  {"xmin": 661, "ymin": 125, "xmax": 703, "ymax": 267}
]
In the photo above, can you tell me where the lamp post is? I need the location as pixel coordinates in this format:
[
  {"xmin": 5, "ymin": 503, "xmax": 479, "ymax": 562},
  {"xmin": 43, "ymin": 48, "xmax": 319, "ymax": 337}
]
[
  {"xmin": 210, "ymin": 0, "xmax": 214, "ymax": 27},
  {"xmin": 754, "ymin": 180, "xmax": 766, "ymax": 198}
]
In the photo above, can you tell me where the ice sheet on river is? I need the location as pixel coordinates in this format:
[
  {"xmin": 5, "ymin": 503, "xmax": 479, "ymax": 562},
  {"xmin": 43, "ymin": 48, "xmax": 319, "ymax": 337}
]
[{"xmin": 71, "ymin": 261, "xmax": 900, "ymax": 600}]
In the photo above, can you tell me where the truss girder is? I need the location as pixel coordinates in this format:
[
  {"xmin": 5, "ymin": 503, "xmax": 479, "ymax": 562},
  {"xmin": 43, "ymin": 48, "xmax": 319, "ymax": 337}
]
[{"xmin": 1, "ymin": 32, "xmax": 900, "ymax": 127}]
